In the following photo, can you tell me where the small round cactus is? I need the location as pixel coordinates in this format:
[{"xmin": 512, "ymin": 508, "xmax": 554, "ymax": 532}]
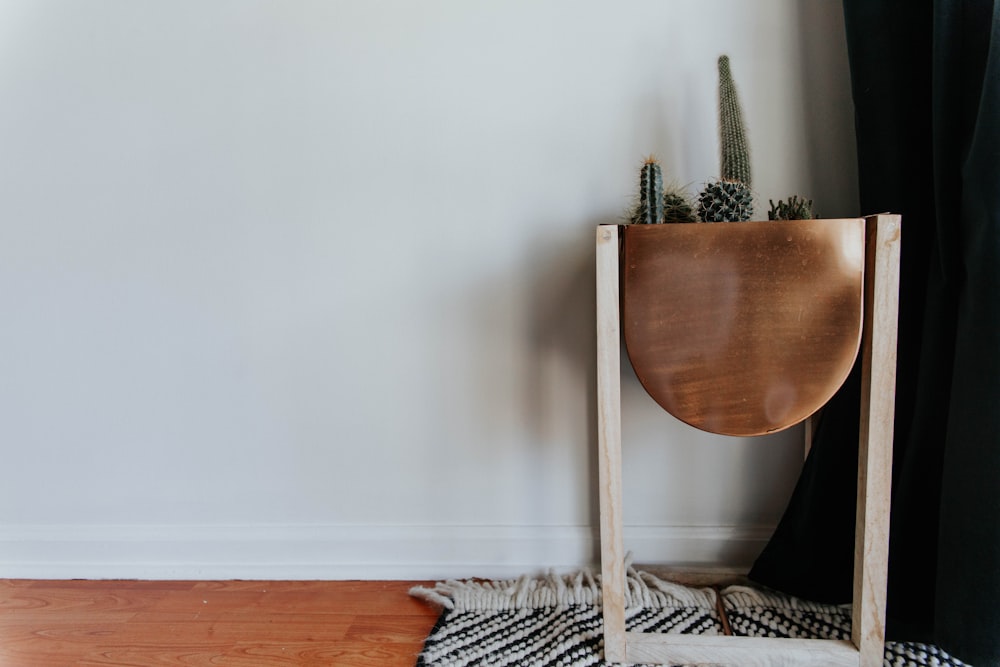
[
  {"xmin": 697, "ymin": 180, "xmax": 754, "ymax": 222},
  {"xmin": 662, "ymin": 190, "xmax": 698, "ymax": 223}
]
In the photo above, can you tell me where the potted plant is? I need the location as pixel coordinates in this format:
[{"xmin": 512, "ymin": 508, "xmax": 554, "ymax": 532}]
[{"xmin": 620, "ymin": 55, "xmax": 863, "ymax": 435}]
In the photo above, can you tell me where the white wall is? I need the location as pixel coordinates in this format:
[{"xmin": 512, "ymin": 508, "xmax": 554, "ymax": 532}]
[{"xmin": 0, "ymin": 0, "xmax": 857, "ymax": 579}]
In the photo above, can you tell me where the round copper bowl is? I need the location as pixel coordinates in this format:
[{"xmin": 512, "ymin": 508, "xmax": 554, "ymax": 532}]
[{"xmin": 621, "ymin": 219, "xmax": 865, "ymax": 436}]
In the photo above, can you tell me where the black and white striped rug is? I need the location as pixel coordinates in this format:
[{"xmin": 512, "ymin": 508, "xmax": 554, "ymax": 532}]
[{"xmin": 411, "ymin": 568, "xmax": 969, "ymax": 666}]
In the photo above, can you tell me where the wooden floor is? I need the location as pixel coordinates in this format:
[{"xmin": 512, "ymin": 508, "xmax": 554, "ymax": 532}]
[{"xmin": 0, "ymin": 579, "xmax": 441, "ymax": 667}]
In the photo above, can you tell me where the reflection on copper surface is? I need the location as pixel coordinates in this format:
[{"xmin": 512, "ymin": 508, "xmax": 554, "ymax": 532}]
[{"xmin": 621, "ymin": 219, "xmax": 865, "ymax": 437}]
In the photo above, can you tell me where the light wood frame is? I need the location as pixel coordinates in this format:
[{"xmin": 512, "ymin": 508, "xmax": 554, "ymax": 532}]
[{"xmin": 595, "ymin": 214, "xmax": 901, "ymax": 667}]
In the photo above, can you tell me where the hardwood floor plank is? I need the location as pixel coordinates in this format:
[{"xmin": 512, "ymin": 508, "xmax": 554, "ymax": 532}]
[
  {"xmin": 152, "ymin": 589, "xmax": 268, "ymax": 612},
  {"xmin": 77, "ymin": 644, "xmax": 242, "ymax": 666},
  {"xmin": 227, "ymin": 641, "xmax": 427, "ymax": 667},
  {"xmin": 345, "ymin": 614, "xmax": 443, "ymax": 643},
  {"xmin": 0, "ymin": 613, "xmax": 140, "ymax": 633},
  {"xmin": 73, "ymin": 641, "xmax": 427, "ymax": 667},
  {"xmin": 1, "ymin": 649, "xmax": 92, "ymax": 667},
  {"xmin": 0, "ymin": 588, "xmax": 169, "ymax": 614},
  {"xmin": 214, "ymin": 620, "xmax": 353, "ymax": 641},
  {"xmin": 0, "ymin": 579, "xmax": 440, "ymax": 666},
  {"xmin": 129, "ymin": 610, "xmax": 355, "ymax": 625},
  {"xmin": 24, "ymin": 580, "xmax": 200, "ymax": 591}
]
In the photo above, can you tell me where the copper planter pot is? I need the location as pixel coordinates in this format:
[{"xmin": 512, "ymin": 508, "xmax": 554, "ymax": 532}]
[{"xmin": 621, "ymin": 219, "xmax": 865, "ymax": 436}]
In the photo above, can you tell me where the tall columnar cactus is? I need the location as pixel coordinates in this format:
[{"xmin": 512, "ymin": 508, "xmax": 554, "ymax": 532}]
[
  {"xmin": 698, "ymin": 55, "xmax": 754, "ymax": 222},
  {"xmin": 632, "ymin": 157, "xmax": 664, "ymax": 224},
  {"xmin": 718, "ymin": 55, "xmax": 752, "ymax": 187}
]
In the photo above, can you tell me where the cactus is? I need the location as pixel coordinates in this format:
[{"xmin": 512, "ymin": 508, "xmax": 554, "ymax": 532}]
[
  {"xmin": 718, "ymin": 55, "xmax": 752, "ymax": 187},
  {"xmin": 662, "ymin": 189, "xmax": 698, "ymax": 223},
  {"xmin": 697, "ymin": 180, "xmax": 754, "ymax": 222},
  {"xmin": 768, "ymin": 196, "xmax": 815, "ymax": 220},
  {"xmin": 628, "ymin": 56, "xmax": 755, "ymax": 224},
  {"xmin": 631, "ymin": 157, "xmax": 664, "ymax": 224},
  {"xmin": 694, "ymin": 56, "xmax": 755, "ymax": 222}
]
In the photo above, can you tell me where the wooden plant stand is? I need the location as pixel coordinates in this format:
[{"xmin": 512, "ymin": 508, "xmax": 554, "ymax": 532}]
[{"xmin": 595, "ymin": 215, "xmax": 901, "ymax": 666}]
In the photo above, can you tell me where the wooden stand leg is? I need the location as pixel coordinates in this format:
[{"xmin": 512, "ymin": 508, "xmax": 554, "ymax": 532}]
[
  {"xmin": 852, "ymin": 214, "xmax": 901, "ymax": 667},
  {"xmin": 596, "ymin": 225, "xmax": 626, "ymax": 662}
]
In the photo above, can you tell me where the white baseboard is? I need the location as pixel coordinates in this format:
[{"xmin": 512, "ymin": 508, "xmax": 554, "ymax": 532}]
[{"xmin": 0, "ymin": 523, "xmax": 773, "ymax": 580}]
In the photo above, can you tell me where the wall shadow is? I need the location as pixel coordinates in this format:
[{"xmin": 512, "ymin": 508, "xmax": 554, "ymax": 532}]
[{"xmin": 523, "ymin": 216, "xmax": 624, "ymax": 564}]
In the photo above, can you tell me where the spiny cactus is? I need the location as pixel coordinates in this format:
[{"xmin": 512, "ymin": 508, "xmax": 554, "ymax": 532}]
[
  {"xmin": 768, "ymin": 196, "xmax": 815, "ymax": 220},
  {"xmin": 662, "ymin": 189, "xmax": 698, "ymax": 223},
  {"xmin": 697, "ymin": 180, "xmax": 754, "ymax": 222},
  {"xmin": 631, "ymin": 157, "xmax": 664, "ymax": 224},
  {"xmin": 718, "ymin": 55, "xmax": 752, "ymax": 187}
]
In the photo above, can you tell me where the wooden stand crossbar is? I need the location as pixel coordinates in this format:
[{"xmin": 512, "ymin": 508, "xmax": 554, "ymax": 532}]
[{"xmin": 595, "ymin": 215, "xmax": 901, "ymax": 666}]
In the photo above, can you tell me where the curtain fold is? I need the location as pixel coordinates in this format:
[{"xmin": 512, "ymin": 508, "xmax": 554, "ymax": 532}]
[{"xmin": 749, "ymin": 2, "xmax": 1000, "ymax": 665}]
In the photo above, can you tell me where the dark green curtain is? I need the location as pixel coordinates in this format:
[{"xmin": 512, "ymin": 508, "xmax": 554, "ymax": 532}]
[{"xmin": 749, "ymin": 1, "xmax": 1000, "ymax": 665}]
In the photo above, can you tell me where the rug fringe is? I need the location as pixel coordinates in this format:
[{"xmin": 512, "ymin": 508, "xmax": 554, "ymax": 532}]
[
  {"xmin": 720, "ymin": 584, "xmax": 852, "ymax": 613},
  {"xmin": 410, "ymin": 563, "xmax": 717, "ymax": 612}
]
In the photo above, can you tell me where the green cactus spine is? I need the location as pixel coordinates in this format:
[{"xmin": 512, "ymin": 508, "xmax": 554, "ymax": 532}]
[
  {"xmin": 697, "ymin": 180, "xmax": 754, "ymax": 222},
  {"xmin": 662, "ymin": 189, "xmax": 698, "ymax": 223},
  {"xmin": 631, "ymin": 157, "xmax": 664, "ymax": 224},
  {"xmin": 718, "ymin": 55, "xmax": 752, "ymax": 187},
  {"xmin": 768, "ymin": 196, "xmax": 815, "ymax": 221}
]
